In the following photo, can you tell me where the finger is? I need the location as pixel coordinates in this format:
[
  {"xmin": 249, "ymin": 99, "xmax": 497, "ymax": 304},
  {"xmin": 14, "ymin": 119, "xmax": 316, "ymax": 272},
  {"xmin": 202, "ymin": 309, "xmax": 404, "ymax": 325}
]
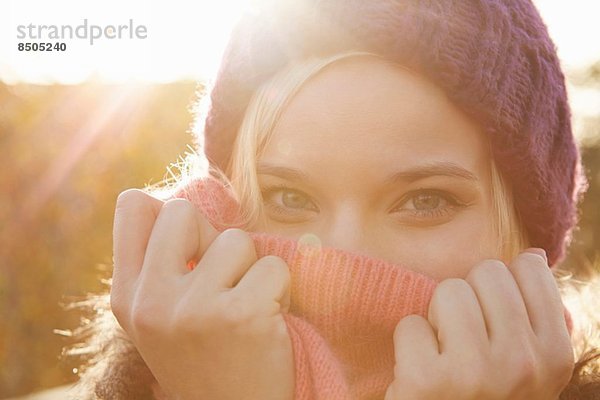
[
  {"xmin": 393, "ymin": 314, "xmax": 438, "ymax": 369},
  {"xmin": 233, "ymin": 255, "xmax": 291, "ymax": 313},
  {"xmin": 142, "ymin": 198, "xmax": 218, "ymax": 281},
  {"xmin": 428, "ymin": 278, "xmax": 488, "ymax": 354},
  {"xmin": 193, "ymin": 228, "xmax": 258, "ymax": 290},
  {"xmin": 508, "ymin": 249, "xmax": 567, "ymax": 340},
  {"xmin": 388, "ymin": 315, "xmax": 437, "ymax": 398},
  {"xmin": 465, "ymin": 259, "xmax": 531, "ymax": 342},
  {"xmin": 112, "ymin": 189, "xmax": 164, "ymax": 296}
]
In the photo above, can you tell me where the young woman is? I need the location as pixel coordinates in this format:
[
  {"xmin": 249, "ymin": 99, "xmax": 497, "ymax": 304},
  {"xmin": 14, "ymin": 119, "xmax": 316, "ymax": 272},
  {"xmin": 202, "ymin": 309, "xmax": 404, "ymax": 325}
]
[{"xmin": 69, "ymin": 0, "xmax": 600, "ymax": 399}]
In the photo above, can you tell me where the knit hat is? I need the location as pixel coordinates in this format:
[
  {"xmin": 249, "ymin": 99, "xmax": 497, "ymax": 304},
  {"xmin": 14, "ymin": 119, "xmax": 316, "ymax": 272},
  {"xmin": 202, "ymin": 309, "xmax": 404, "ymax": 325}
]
[{"xmin": 198, "ymin": 0, "xmax": 587, "ymax": 266}]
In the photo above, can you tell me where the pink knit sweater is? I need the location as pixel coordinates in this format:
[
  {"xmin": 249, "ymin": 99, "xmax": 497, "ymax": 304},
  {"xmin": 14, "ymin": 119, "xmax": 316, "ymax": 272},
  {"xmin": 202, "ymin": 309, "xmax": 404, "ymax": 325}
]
[{"xmin": 171, "ymin": 176, "xmax": 437, "ymax": 399}]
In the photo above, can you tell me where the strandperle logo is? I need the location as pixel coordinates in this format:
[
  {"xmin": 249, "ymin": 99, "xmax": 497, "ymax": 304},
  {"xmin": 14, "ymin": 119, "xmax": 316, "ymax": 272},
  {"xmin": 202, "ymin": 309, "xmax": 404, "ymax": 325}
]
[{"xmin": 16, "ymin": 19, "xmax": 148, "ymax": 45}]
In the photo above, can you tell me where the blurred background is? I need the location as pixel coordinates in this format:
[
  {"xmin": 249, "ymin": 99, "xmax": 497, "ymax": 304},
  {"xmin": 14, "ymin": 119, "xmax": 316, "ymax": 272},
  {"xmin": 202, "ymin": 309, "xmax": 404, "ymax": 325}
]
[{"xmin": 1, "ymin": 0, "xmax": 599, "ymax": 398}]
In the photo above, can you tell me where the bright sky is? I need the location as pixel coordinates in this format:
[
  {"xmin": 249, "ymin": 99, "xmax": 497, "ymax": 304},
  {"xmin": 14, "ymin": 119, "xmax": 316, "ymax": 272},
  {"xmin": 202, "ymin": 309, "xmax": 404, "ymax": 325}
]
[
  {"xmin": 1, "ymin": 0, "xmax": 598, "ymax": 83},
  {"xmin": 532, "ymin": 0, "xmax": 600, "ymax": 126},
  {"xmin": 1, "ymin": 0, "xmax": 251, "ymax": 84},
  {"xmin": 0, "ymin": 0, "xmax": 599, "ymax": 120}
]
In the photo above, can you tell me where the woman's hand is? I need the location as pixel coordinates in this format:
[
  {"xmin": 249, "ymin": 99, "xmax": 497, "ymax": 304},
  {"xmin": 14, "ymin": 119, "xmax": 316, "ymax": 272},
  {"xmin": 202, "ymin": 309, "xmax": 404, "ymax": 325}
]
[
  {"xmin": 385, "ymin": 249, "xmax": 574, "ymax": 400},
  {"xmin": 110, "ymin": 190, "xmax": 294, "ymax": 400}
]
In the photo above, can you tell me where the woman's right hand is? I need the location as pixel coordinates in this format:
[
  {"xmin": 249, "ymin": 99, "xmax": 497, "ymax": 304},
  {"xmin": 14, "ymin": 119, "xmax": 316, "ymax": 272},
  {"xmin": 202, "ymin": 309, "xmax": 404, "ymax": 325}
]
[{"xmin": 110, "ymin": 189, "xmax": 294, "ymax": 400}]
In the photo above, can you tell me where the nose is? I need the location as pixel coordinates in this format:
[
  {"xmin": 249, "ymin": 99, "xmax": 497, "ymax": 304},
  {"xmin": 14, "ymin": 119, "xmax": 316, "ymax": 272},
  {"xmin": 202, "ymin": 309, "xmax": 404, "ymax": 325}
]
[{"xmin": 318, "ymin": 205, "xmax": 372, "ymax": 255}]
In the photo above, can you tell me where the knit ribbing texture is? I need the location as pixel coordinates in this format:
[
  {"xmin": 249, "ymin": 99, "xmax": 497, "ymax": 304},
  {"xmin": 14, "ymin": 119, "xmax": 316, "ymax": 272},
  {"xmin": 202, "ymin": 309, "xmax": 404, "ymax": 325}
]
[{"xmin": 174, "ymin": 176, "xmax": 437, "ymax": 399}]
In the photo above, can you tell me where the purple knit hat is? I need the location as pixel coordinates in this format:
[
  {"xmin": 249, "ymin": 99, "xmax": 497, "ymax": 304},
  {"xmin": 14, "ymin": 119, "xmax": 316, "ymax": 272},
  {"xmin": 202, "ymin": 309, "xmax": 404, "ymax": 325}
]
[{"xmin": 198, "ymin": 0, "xmax": 587, "ymax": 266}]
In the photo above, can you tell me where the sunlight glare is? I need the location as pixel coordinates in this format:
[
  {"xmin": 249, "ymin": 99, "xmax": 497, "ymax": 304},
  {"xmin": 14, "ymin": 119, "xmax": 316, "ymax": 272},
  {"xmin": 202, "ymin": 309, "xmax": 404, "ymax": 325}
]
[
  {"xmin": 2, "ymin": 0, "xmax": 253, "ymax": 83},
  {"xmin": 0, "ymin": 0, "xmax": 598, "ymax": 85}
]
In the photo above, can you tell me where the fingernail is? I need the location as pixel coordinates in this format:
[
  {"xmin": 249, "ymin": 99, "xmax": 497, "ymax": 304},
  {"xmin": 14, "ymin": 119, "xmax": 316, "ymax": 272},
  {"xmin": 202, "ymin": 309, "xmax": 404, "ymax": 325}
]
[{"xmin": 524, "ymin": 247, "xmax": 547, "ymax": 263}]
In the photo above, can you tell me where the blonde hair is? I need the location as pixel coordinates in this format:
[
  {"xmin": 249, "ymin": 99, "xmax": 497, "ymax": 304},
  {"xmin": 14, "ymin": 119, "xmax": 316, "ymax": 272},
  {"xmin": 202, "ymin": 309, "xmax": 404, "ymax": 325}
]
[
  {"xmin": 216, "ymin": 51, "xmax": 600, "ymax": 384},
  {"xmin": 66, "ymin": 52, "xmax": 599, "ymax": 399},
  {"xmin": 223, "ymin": 50, "xmax": 529, "ymax": 262}
]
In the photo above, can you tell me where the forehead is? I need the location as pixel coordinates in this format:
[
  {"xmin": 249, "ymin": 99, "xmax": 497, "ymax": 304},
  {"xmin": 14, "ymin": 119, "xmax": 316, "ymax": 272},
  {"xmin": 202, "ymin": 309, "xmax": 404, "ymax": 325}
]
[{"xmin": 263, "ymin": 57, "xmax": 489, "ymax": 179}]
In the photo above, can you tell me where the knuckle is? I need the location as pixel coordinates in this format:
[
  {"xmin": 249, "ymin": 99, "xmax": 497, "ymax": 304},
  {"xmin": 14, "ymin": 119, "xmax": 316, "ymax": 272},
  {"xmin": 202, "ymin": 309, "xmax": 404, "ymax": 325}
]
[
  {"xmin": 393, "ymin": 315, "xmax": 425, "ymax": 342},
  {"xmin": 552, "ymin": 361, "xmax": 575, "ymax": 388},
  {"xmin": 454, "ymin": 369, "xmax": 484, "ymax": 398},
  {"xmin": 396, "ymin": 314, "xmax": 425, "ymax": 328},
  {"xmin": 116, "ymin": 188, "xmax": 148, "ymax": 208},
  {"xmin": 515, "ymin": 251, "xmax": 548, "ymax": 267},
  {"xmin": 109, "ymin": 290, "xmax": 128, "ymax": 322},
  {"xmin": 433, "ymin": 278, "xmax": 470, "ymax": 300},
  {"xmin": 218, "ymin": 294, "xmax": 253, "ymax": 326},
  {"xmin": 429, "ymin": 279, "xmax": 472, "ymax": 319},
  {"xmin": 171, "ymin": 303, "xmax": 204, "ymax": 334},
  {"xmin": 259, "ymin": 254, "xmax": 286, "ymax": 267},
  {"xmin": 467, "ymin": 259, "xmax": 507, "ymax": 282},
  {"xmin": 130, "ymin": 301, "xmax": 161, "ymax": 332},
  {"xmin": 509, "ymin": 350, "xmax": 538, "ymax": 386},
  {"xmin": 218, "ymin": 228, "xmax": 256, "ymax": 257},
  {"xmin": 546, "ymin": 344, "xmax": 575, "ymax": 383},
  {"xmin": 191, "ymin": 304, "xmax": 220, "ymax": 330},
  {"xmin": 511, "ymin": 252, "xmax": 550, "ymax": 279},
  {"xmin": 161, "ymin": 198, "xmax": 196, "ymax": 216},
  {"xmin": 410, "ymin": 369, "xmax": 440, "ymax": 393},
  {"xmin": 257, "ymin": 255, "xmax": 290, "ymax": 278}
]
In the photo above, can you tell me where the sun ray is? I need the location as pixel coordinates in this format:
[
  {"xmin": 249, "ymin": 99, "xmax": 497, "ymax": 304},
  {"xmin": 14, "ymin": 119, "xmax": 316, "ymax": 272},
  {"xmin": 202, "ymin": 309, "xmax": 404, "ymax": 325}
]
[{"xmin": 17, "ymin": 85, "xmax": 152, "ymax": 226}]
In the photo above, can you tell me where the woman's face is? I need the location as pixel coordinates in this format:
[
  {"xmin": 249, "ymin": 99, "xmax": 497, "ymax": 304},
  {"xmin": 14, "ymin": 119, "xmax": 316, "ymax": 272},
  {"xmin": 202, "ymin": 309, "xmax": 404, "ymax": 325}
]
[{"xmin": 253, "ymin": 57, "xmax": 500, "ymax": 280}]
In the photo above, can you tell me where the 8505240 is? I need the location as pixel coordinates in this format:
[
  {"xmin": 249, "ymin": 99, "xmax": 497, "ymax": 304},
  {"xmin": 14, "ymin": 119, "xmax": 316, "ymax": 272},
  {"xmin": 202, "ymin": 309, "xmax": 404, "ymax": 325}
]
[{"xmin": 17, "ymin": 42, "xmax": 67, "ymax": 51}]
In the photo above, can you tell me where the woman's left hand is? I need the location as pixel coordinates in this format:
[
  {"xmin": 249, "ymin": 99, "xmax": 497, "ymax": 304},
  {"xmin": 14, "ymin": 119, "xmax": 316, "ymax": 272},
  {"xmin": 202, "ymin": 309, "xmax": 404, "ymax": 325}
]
[{"xmin": 385, "ymin": 249, "xmax": 574, "ymax": 400}]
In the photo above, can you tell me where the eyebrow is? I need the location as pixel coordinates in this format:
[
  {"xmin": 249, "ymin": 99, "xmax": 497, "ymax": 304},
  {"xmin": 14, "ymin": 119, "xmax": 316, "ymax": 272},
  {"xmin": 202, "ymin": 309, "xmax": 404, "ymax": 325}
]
[
  {"xmin": 384, "ymin": 161, "xmax": 479, "ymax": 184},
  {"xmin": 257, "ymin": 164, "xmax": 310, "ymax": 182},
  {"xmin": 257, "ymin": 161, "xmax": 479, "ymax": 184}
]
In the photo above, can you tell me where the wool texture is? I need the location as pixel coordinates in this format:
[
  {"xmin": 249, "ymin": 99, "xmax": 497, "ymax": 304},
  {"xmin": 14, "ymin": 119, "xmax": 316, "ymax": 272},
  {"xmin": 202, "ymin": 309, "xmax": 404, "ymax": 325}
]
[
  {"xmin": 199, "ymin": 0, "xmax": 587, "ymax": 267},
  {"xmin": 173, "ymin": 176, "xmax": 437, "ymax": 399}
]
